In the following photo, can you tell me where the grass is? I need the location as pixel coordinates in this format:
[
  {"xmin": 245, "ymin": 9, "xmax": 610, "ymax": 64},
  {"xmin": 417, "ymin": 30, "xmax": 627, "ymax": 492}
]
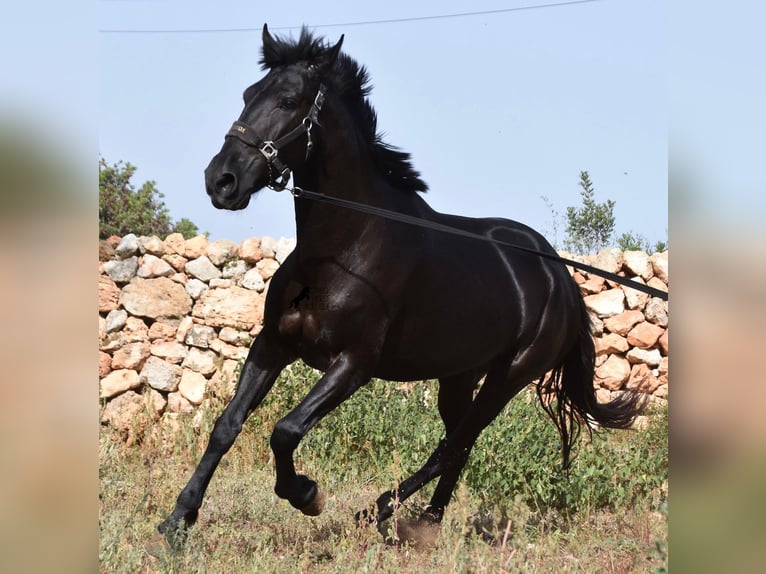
[{"xmin": 99, "ymin": 363, "xmax": 667, "ymax": 573}]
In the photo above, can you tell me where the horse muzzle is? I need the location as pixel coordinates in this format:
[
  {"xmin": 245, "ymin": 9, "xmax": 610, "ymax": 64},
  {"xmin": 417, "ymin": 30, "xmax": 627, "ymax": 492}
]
[{"xmin": 204, "ymin": 152, "xmax": 267, "ymax": 210}]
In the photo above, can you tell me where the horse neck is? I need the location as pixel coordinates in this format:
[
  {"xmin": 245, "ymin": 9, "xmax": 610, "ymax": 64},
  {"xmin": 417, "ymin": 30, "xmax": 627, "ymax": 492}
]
[
  {"xmin": 291, "ymin": 168, "xmax": 376, "ymax": 257},
  {"xmin": 291, "ymin": 128, "xmax": 401, "ymax": 256}
]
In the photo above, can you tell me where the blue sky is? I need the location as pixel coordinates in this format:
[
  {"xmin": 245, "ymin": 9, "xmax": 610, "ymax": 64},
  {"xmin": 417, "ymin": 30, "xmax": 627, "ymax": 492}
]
[{"xmin": 99, "ymin": 0, "xmax": 666, "ymax": 245}]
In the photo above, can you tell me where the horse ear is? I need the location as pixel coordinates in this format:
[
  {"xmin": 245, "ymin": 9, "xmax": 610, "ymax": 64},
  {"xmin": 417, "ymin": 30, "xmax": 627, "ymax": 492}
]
[
  {"xmin": 262, "ymin": 23, "xmax": 278, "ymax": 62},
  {"xmin": 262, "ymin": 23, "xmax": 275, "ymax": 45},
  {"xmin": 320, "ymin": 35, "xmax": 344, "ymax": 69}
]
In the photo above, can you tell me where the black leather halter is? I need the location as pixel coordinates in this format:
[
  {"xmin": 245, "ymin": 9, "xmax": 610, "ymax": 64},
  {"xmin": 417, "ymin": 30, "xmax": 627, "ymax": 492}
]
[{"xmin": 225, "ymin": 84, "xmax": 327, "ymax": 190}]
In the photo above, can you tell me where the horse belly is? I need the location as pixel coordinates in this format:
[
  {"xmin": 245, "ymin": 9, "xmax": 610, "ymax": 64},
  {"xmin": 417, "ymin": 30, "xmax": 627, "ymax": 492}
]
[{"xmin": 375, "ymin": 294, "xmax": 510, "ymax": 381}]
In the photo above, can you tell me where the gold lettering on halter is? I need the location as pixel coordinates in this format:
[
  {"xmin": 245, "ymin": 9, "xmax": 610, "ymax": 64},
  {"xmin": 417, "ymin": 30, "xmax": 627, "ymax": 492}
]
[{"xmin": 235, "ymin": 125, "xmax": 246, "ymax": 133}]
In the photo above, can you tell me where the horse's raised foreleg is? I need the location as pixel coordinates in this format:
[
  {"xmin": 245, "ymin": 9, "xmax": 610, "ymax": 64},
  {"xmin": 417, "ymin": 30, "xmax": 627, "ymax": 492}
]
[
  {"xmin": 270, "ymin": 351, "xmax": 373, "ymax": 515},
  {"xmin": 157, "ymin": 333, "xmax": 291, "ymax": 545}
]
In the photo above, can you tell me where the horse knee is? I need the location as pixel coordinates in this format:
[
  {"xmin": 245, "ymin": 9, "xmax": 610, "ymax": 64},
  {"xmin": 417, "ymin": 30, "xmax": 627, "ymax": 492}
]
[{"xmin": 270, "ymin": 417, "xmax": 302, "ymax": 454}]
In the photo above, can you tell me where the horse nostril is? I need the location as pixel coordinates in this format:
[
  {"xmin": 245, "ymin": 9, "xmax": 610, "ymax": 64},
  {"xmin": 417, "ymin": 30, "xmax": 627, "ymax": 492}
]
[{"xmin": 215, "ymin": 172, "xmax": 237, "ymax": 196}]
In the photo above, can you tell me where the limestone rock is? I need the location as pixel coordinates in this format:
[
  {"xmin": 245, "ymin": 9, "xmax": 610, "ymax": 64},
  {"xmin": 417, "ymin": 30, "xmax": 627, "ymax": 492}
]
[
  {"xmin": 184, "ymin": 235, "xmax": 209, "ymax": 259},
  {"xmin": 185, "ymin": 256, "xmax": 222, "ymax": 282},
  {"xmin": 140, "ymin": 356, "xmax": 182, "ymax": 392},
  {"xmin": 145, "ymin": 388, "xmax": 167, "ymax": 418},
  {"xmin": 644, "ymin": 297, "xmax": 669, "ymax": 327},
  {"xmin": 170, "ymin": 272, "xmax": 188, "ymax": 285},
  {"xmin": 650, "ymin": 251, "xmax": 669, "ymax": 283},
  {"xmin": 167, "ymin": 392, "xmax": 194, "ymax": 414},
  {"xmin": 648, "ymin": 276, "xmax": 668, "ymax": 298},
  {"xmin": 222, "ymin": 259, "xmax": 248, "ymax": 281},
  {"xmin": 580, "ymin": 275, "xmax": 606, "ymax": 295},
  {"xmin": 150, "ymin": 340, "xmax": 188, "ymax": 364},
  {"xmin": 622, "ymin": 250, "xmax": 653, "ymax": 280},
  {"xmin": 594, "ymin": 333, "xmax": 629, "ymax": 355},
  {"xmin": 122, "ymin": 317, "xmax": 149, "ymax": 343},
  {"xmin": 627, "ymin": 322, "xmax": 664, "ymax": 349},
  {"xmin": 589, "ymin": 314, "xmax": 604, "ymax": 337},
  {"xmin": 101, "ymin": 390, "xmax": 146, "ymax": 443},
  {"xmin": 241, "ymin": 268, "xmax": 266, "ymax": 292},
  {"xmin": 584, "ymin": 289, "xmax": 625, "ymax": 318},
  {"xmin": 658, "ymin": 329, "xmax": 669, "ymax": 355},
  {"xmin": 210, "ymin": 338, "xmax": 249, "ymax": 361},
  {"xmin": 179, "ymin": 369, "xmax": 207, "ymax": 405},
  {"xmin": 626, "ymin": 363, "xmax": 660, "ymax": 393},
  {"xmin": 260, "ymin": 236, "xmax": 277, "ymax": 259},
  {"xmin": 207, "ymin": 239, "xmax": 238, "ymax": 266},
  {"xmin": 105, "ymin": 309, "xmax": 128, "ymax": 333},
  {"xmin": 275, "ymin": 237, "xmax": 296, "ymax": 264},
  {"xmin": 99, "ymin": 351, "xmax": 112, "ymax": 377},
  {"xmin": 218, "ymin": 326, "xmax": 253, "ymax": 346},
  {"xmin": 137, "ymin": 254, "xmax": 174, "ymax": 278},
  {"xmin": 256, "ymin": 258, "xmax": 280, "ymax": 281},
  {"xmin": 594, "ymin": 248, "xmax": 624, "ymax": 275},
  {"xmin": 595, "ymin": 355, "xmax": 631, "ymax": 390},
  {"xmin": 99, "ymin": 332, "xmax": 125, "ymax": 352},
  {"xmin": 99, "ymin": 239, "xmax": 115, "ymax": 262},
  {"xmin": 164, "ymin": 232, "xmax": 186, "ymax": 256},
  {"xmin": 603, "ymin": 310, "xmax": 645, "ymax": 335},
  {"xmin": 176, "ymin": 316, "xmax": 194, "ymax": 343},
  {"xmin": 182, "ymin": 347, "xmax": 218, "ymax": 376},
  {"xmin": 111, "ymin": 341, "xmax": 150, "ymax": 370},
  {"xmin": 596, "ymin": 388, "xmax": 613, "ymax": 404},
  {"xmin": 658, "ymin": 356, "xmax": 669, "ymax": 381},
  {"xmin": 120, "ymin": 277, "xmax": 192, "ymax": 319},
  {"xmin": 138, "ymin": 235, "xmax": 166, "ymax": 256},
  {"xmin": 103, "ymin": 256, "xmax": 138, "ymax": 283},
  {"xmin": 147, "ymin": 319, "xmax": 179, "ymax": 341},
  {"xmin": 115, "ymin": 234, "xmax": 139, "ymax": 259},
  {"xmin": 622, "ymin": 276, "xmax": 650, "ymax": 311},
  {"xmin": 626, "ymin": 347, "xmax": 662, "ymax": 367},
  {"xmin": 193, "ymin": 286, "xmax": 264, "ymax": 329},
  {"xmin": 239, "ymin": 238, "xmax": 263, "ymax": 263},
  {"xmin": 162, "ymin": 253, "xmax": 188, "ymax": 272},
  {"xmin": 99, "ymin": 275, "xmax": 121, "ymax": 312},
  {"xmin": 100, "ymin": 369, "xmax": 141, "ymax": 399},
  {"xmin": 186, "ymin": 278, "xmax": 209, "ymax": 299},
  {"xmin": 185, "ymin": 324, "xmax": 217, "ymax": 348}
]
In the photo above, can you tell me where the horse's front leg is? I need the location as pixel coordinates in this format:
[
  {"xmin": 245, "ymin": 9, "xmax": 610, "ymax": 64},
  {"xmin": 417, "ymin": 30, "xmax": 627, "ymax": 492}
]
[
  {"xmin": 158, "ymin": 332, "xmax": 292, "ymax": 545},
  {"xmin": 270, "ymin": 351, "xmax": 373, "ymax": 515}
]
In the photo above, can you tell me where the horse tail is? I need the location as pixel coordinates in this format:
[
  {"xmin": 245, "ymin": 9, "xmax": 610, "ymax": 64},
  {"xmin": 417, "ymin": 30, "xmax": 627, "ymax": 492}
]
[{"xmin": 537, "ymin": 295, "xmax": 646, "ymax": 470}]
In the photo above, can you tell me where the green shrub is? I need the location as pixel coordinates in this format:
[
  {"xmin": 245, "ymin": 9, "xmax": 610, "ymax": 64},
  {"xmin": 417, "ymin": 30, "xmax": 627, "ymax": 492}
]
[{"xmin": 98, "ymin": 157, "xmax": 202, "ymax": 239}]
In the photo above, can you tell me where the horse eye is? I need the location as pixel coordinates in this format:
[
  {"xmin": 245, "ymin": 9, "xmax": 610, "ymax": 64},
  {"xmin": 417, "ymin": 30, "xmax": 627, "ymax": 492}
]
[{"xmin": 280, "ymin": 97, "xmax": 298, "ymax": 110}]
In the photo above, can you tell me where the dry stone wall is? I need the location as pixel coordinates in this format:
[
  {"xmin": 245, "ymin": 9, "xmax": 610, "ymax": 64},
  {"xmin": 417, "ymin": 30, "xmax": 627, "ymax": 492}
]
[{"xmin": 98, "ymin": 234, "xmax": 668, "ymax": 442}]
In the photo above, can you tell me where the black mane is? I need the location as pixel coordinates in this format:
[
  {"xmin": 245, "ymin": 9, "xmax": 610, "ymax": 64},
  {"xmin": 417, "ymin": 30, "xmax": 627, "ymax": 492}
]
[{"xmin": 260, "ymin": 27, "xmax": 428, "ymax": 194}]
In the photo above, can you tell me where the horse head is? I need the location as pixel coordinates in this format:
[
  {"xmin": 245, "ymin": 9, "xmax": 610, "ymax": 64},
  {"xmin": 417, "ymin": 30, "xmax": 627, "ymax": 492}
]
[{"xmin": 205, "ymin": 24, "xmax": 343, "ymax": 209}]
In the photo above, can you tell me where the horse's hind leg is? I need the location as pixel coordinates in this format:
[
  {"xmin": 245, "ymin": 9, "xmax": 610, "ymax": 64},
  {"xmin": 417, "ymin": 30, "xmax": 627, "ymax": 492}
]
[
  {"xmin": 363, "ymin": 358, "xmax": 533, "ymax": 526},
  {"xmin": 157, "ymin": 333, "xmax": 291, "ymax": 545},
  {"xmin": 420, "ymin": 371, "xmax": 483, "ymax": 523}
]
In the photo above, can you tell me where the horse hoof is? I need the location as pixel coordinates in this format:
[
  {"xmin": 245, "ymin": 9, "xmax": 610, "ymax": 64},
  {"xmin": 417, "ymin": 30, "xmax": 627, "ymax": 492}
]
[
  {"xmin": 157, "ymin": 516, "xmax": 190, "ymax": 550},
  {"xmin": 391, "ymin": 516, "xmax": 441, "ymax": 547},
  {"xmin": 145, "ymin": 532, "xmax": 173, "ymax": 558},
  {"xmin": 299, "ymin": 487, "xmax": 325, "ymax": 516}
]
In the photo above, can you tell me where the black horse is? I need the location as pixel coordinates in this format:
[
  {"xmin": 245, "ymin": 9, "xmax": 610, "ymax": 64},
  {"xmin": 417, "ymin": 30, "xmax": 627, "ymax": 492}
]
[{"xmin": 159, "ymin": 25, "xmax": 643, "ymax": 542}]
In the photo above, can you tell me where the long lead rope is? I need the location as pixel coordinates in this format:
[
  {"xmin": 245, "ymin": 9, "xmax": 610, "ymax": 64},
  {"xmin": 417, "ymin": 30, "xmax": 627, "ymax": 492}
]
[{"xmin": 287, "ymin": 186, "xmax": 669, "ymax": 301}]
